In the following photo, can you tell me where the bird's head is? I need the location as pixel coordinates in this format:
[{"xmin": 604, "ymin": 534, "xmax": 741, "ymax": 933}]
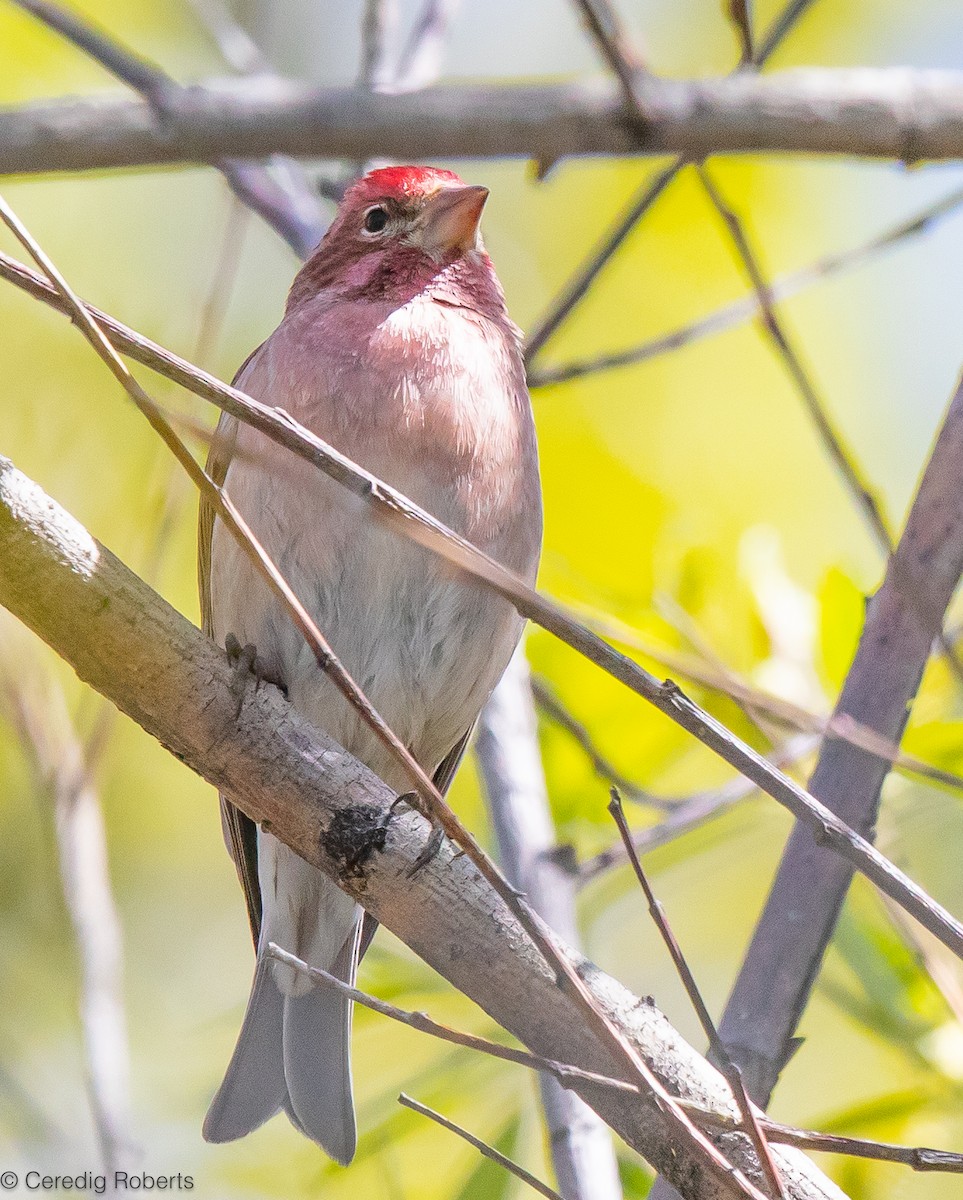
[{"xmin": 287, "ymin": 166, "xmax": 496, "ymax": 311}]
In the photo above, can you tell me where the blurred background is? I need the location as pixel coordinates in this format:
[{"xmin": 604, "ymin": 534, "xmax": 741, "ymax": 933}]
[{"xmin": 3, "ymin": 1, "xmax": 963, "ymax": 1196}]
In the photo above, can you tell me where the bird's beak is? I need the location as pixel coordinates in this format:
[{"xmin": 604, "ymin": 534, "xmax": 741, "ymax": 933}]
[{"xmin": 419, "ymin": 184, "xmax": 489, "ymax": 256}]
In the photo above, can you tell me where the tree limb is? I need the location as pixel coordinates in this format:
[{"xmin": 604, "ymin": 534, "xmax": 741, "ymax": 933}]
[
  {"xmin": 718, "ymin": 372, "xmax": 963, "ymax": 1105},
  {"xmin": 5, "ymin": 69, "xmax": 963, "ymax": 175}
]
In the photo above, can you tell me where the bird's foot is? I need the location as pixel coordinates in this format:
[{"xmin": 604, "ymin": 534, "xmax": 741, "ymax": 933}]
[
  {"xmin": 387, "ymin": 792, "xmax": 447, "ymax": 877},
  {"xmin": 225, "ymin": 633, "xmax": 284, "ymax": 718},
  {"xmin": 408, "ymin": 823, "xmax": 446, "ymax": 877}
]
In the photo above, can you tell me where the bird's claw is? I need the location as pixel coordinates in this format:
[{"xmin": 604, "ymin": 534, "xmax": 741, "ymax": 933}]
[
  {"xmin": 408, "ymin": 823, "xmax": 445, "ymax": 877},
  {"xmin": 387, "ymin": 793, "xmax": 446, "ymax": 876},
  {"xmin": 226, "ymin": 632, "xmax": 265, "ymax": 719}
]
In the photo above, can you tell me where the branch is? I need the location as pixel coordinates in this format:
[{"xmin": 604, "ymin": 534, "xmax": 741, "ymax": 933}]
[
  {"xmin": 528, "ymin": 184, "xmax": 963, "ymax": 387},
  {"xmin": 0, "ymin": 634, "xmax": 133, "ymax": 1174},
  {"xmin": 399, "ymin": 1094, "xmax": 564, "ymax": 1200},
  {"xmin": 0, "ymin": 454, "xmax": 848, "ymax": 1200},
  {"xmin": 478, "ymin": 651, "xmax": 623, "ymax": 1200},
  {"xmin": 718, "ymin": 372, "xmax": 963, "ymax": 1105},
  {"xmin": 6, "ymin": 69, "xmax": 963, "ymax": 175}
]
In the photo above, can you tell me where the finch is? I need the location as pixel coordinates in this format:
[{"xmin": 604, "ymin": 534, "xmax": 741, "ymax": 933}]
[{"xmin": 198, "ymin": 166, "xmax": 542, "ymax": 1162}]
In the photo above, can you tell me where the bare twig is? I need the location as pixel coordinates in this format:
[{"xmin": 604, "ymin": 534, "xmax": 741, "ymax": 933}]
[
  {"xmin": 728, "ymin": 0, "xmax": 755, "ymax": 65},
  {"xmin": 572, "ymin": 0, "xmax": 648, "ymax": 108},
  {"xmin": 2, "ymin": 250, "xmax": 962, "ymax": 975},
  {"xmin": 527, "ymin": 185, "xmax": 963, "ymax": 388},
  {"xmin": 399, "ymin": 1094, "xmax": 564, "ymax": 1200},
  {"xmin": 478, "ymin": 651, "xmax": 624, "ymax": 1200},
  {"xmin": 696, "ymin": 164, "xmax": 892, "ymax": 552},
  {"xmin": 609, "ymin": 790, "xmax": 786, "ymax": 1200},
  {"xmin": 266, "ymin": 944, "xmax": 635, "ymax": 1095},
  {"xmin": 533, "ymin": 676, "xmax": 668, "ymax": 809},
  {"xmin": 683, "ymin": 1106, "xmax": 963, "ymax": 1175},
  {"xmin": 524, "ymin": 0, "xmax": 816, "ymax": 361},
  {"xmin": 192, "ymin": 196, "xmax": 250, "ymax": 367},
  {"xmin": 580, "ymin": 734, "xmax": 819, "ymax": 884},
  {"xmin": 392, "ymin": 0, "xmax": 462, "ymax": 93},
  {"xmin": 359, "ymin": 0, "xmax": 398, "ymax": 91},
  {"xmin": 188, "ymin": 0, "xmax": 271, "ymax": 74}
]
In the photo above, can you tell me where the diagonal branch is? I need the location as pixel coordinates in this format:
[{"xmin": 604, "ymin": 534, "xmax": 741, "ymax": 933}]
[
  {"xmin": 717, "ymin": 372, "xmax": 963, "ymax": 1106},
  {"xmin": 0, "ymin": 453, "xmax": 849, "ymax": 1200},
  {"xmin": 524, "ymin": 0, "xmax": 816, "ymax": 361},
  {"xmin": 399, "ymin": 1094, "xmax": 564, "ymax": 1200}
]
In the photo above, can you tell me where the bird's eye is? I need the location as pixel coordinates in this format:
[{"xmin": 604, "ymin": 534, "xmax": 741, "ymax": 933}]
[{"xmin": 363, "ymin": 206, "xmax": 389, "ymax": 234}]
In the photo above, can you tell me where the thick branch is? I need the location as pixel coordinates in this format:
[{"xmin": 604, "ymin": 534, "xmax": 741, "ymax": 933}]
[
  {"xmin": 718, "ymin": 374, "xmax": 963, "ymax": 1105},
  {"xmin": 0, "ymin": 457, "xmax": 848, "ymax": 1200},
  {"xmin": 5, "ymin": 69, "xmax": 963, "ymax": 175}
]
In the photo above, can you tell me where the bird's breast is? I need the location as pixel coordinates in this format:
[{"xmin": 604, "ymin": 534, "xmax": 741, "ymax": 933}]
[{"xmin": 208, "ymin": 295, "xmax": 540, "ymax": 786}]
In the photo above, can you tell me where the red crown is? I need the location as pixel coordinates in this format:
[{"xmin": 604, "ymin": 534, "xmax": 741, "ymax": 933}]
[{"xmin": 347, "ymin": 165, "xmax": 465, "ymax": 204}]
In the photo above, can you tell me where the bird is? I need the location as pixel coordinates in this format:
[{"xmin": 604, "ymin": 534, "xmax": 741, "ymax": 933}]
[{"xmin": 198, "ymin": 165, "xmax": 542, "ymax": 1163}]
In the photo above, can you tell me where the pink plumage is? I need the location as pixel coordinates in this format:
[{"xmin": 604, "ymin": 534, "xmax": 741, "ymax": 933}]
[{"xmin": 199, "ymin": 166, "xmax": 542, "ymax": 1162}]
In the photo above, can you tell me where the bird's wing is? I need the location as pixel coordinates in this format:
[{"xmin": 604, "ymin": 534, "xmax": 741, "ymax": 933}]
[{"xmin": 200, "ymin": 347, "xmax": 265, "ymax": 948}]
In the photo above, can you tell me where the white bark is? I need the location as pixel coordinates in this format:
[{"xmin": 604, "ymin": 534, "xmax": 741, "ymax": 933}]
[{"xmin": 478, "ymin": 650, "xmax": 624, "ymax": 1200}]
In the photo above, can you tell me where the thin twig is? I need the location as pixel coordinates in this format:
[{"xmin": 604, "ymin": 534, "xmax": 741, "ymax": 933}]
[
  {"xmin": 532, "ymin": 676, "xmax": 669, "ymax": 809},
  {"xmin": 527, "ymin": 185, "xmax": 963, "ymax": 388},
  {"xmin": 267, "ymin": 943, "xmax": 635, "ymax": 1095},
  {"xmin": 579, "ymin": 734, "xmax": 819, "ymax": 884},
  {"xmin": 399, "ymin": 1094, "xmax": 564, "ymax": 1200},
  {"xmin": 359, "ymin": 0, "xmax": 397, "ymax": 91},
  {"xmin": 192, "ymin": 196, "xmax": 250, "ymax": 367},
  {"xmin": 2, "ymin": 249, "xmax": 963, "ymax": 977},
  {"xmin": 572, "ymin": 0, "xmax": 648, "ymax": 107},
  {"xmin": 609, "ymin": 790, "xmax": 786, "ymax": 1200},
  {"xmin": 392, "ymin": 0, "xmax": 462, "ymax": 93},
  {"xmin": 696, "ymin": 164, "xmax": 892, "ymax": 552},
  {"xmin": 727, "ymin": 0, "xmax": 755, "ymax": 65},
  {"xmin": 188, "ymin": 0, "xmax": 271, "ymax": 74},
  {"xmin": 524, "ymin": 0, "xmax": 817, "ymax": 361}
]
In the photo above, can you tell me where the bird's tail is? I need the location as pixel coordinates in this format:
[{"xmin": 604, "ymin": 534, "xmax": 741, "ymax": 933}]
[{"xmin": 203, "ymin": 835, "xmax": 362, "ymax": 1165}]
